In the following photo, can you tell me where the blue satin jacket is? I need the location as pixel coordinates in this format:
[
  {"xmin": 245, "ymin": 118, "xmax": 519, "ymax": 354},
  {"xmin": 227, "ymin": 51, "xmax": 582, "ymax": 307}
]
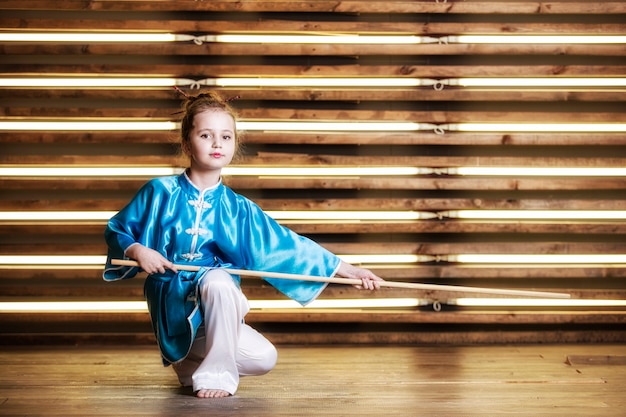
[{"xmin": 103, "ymin": 172, "xmax": 340, "ymax": 364}]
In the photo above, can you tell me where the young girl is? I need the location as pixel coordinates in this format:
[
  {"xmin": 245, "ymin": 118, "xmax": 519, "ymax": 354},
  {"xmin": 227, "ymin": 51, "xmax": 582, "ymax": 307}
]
[{"xmin": 103, "ymin": 91, "xmax": 382, "ymax": 398}]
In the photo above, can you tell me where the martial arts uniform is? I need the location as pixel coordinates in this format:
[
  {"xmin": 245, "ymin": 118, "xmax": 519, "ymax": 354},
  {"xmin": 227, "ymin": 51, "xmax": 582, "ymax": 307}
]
[{"xmin": 103, "ymin": 172, "xmax": 340, "ymax": 394}]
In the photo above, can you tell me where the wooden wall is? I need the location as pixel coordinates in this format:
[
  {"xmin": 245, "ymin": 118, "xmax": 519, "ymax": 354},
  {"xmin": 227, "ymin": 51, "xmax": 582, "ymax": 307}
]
[{"xmin": 1, "ymin": 1, "xmax": 625, "ymax": 345}]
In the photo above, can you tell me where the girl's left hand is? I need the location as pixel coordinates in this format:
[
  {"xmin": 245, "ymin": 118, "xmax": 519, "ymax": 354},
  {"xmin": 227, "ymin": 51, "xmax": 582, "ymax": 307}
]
[{"xmin": 336, "ymin": 261, "xmax": 383, "ymax": 290}]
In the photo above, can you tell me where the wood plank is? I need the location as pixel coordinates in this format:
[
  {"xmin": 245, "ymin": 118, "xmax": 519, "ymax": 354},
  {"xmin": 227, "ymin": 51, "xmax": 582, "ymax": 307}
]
[
  {"xmin": 3, "ymin": 43, "xmax": 625, "ymax": 57},
  {"xmin": 3, "ymin": 131, "xmax": 626, "ymax": 146},
  {"xmin": 2, "ymin": 18, "xmax": 624, "ymax": 35},
  {"xmin": 3, "ymin": 154, "xmax": 625, "ymax": 167},
  {"xmin": 2, "ymin": 88, "xmax": 625, "ymax": 103},
  {"xmin": 2, "ymin": 241, "xmax": 625, "ymax": 256},
  {"xmin": 3, "ymin": 65, "xmax": 624, "ymax": 78},
  {"xmin": 1, "ymin": 0, "xmax": 624, "ymax": 14},
  {"xmin": 2, "ymin": 177, "xmax": 625, "ymax": 191},
  {"xmin": 2, "ymin": 310, "xmax": 626, "ymax": 329},
  {"xmin": 2, "ymin": 198, "xmax": 626, "ymax": 211},
  {"xmin": 3, "ymin": 221, "xmax": 625, "ymax": 236},
  {"xmin": 4, "ymin": 108, "xmax": 623, "ymax": 122},
  {"xmin": 566, "ymin": 355, "xmax": 626, "ymax": 366}
]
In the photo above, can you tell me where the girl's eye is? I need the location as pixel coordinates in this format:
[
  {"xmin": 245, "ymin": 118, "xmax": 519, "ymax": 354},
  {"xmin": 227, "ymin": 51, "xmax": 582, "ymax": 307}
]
[
  {"xmin": 223, "ymin": 135, "xmax": 232, "ymax": 140},
  {"xmin": 200, "ymin": 133, "xmax": 211, "ymax": 139}
]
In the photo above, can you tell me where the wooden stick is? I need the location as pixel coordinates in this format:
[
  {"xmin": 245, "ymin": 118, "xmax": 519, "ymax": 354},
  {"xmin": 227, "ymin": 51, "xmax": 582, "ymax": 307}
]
[{"xmin": 110, "ymin": 259, "xmax": 571, "ymax": 299}]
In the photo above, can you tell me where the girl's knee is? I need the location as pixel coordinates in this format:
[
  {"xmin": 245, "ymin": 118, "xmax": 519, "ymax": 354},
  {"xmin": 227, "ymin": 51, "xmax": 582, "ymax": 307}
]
[
  {"xmin": 241, "ymin": 344, "xmax": 277, "ymax": 376},
  {"xmin": 260, "ymin": 343, "xmax": 278, "ymax": 373},
  {"xmin": 199, "ymin": 269, "xmax": 237, "ymax": 294}
]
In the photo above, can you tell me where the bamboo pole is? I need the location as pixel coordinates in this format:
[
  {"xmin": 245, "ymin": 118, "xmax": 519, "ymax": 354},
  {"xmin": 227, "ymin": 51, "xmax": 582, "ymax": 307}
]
[{"xmin": 110, "ymin": 259, "xmax": 571, "ymax": 299}]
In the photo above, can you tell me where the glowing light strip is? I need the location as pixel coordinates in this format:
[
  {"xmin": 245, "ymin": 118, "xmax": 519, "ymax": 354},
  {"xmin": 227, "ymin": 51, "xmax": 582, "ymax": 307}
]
[
  {"xmin": 2, "ymin": 166, "xmax": 625, "ymax": 178},
  {"xmin": 448, "ymin": 254, "xmax": 626, "ymax": 264},
  {"xmin": 0, "ymin": 77, "xmax": 192, "ymax": 88},
  {"xmin": 0, "ymin": 33, "xmax": 191, "ymax": 42},
  {"xmin": 445, "ymin": 167, "xmax": 626, "ymax": 176},
  {"xmin": 2, "ymin": 298, "xmax": 625, "ymax": 313},
  {"xmin": 0, "ymin": 210, "xmax": 437, "ymax": 222},
  {"xmin": 446, "ymin": 123, "xmax": 626, "ymax": 133},
  {"xmin": 212, "ymin": 77, "xmax": 428, "ymax": 87},
  {"xmin": 1, "ymin": 32, "xmax": 623, "ymax": 45},
  {"xmin": 0, "ymin": 298, "xmax": 425, "ymax": 313},
  {"xmin": 441, "ymin": 210, "xmax": 626, "ymax": 220},
  {"xmin": 3, "ymin": 77, "xmax": 626, "ymax": 89},
  {"xmin": 1, "ymin": 121, "xmax": 624, "ymax": 133},
  {"xmin": 0, "ymin": 255, "xmax": 107, "ymax": 266},
  {"xmin": 3, "ymin": 210, "xmax": 625, "ymax": 222},
  {"xmin": 0, "ymin": 301, "xmax": 148, "ymax": 313},
  {"xmin": 0, "ymin": 254, "xmax": 433, "ymax": 268},
  {"xmin": 249, "ymin": 298, "xmax": 424, "ymax": 309},
  {"xmin": 0, "ymin": 166, "xmax": 426, "ymax": 177},
  {"xmin": 209, "ymin": 34, "xmax": 433, "ymax": 44},
  {"xmin": 0, "ymin": 120, "xmax": 428, "ymax": 132},
  {"xmin": 0, "ymin": 211, "xmax": 117, "ymax": 221},
  {"xmin": 453, "ymin": 298, "xmax": 626, "ymax": 308},
  {"xmin": 225, "ymin": 166, "xmax": 430, "ymax": 176},
  {"xmin": 0, "ymin": 167, "xmax": 183, "ymax": 177},
  {"xmin": 448, "ymin": 35, "xmax": 626, "ymax": 44},
  {"xmin": 0, "ymin": 121, "xmax": 177, "ymax": 131},
  {"xmin": 265, "ymin": 211, "xmax": 437, "ymax": 221},
  {"xmin": 339, "ymin": 255, "xmax": 434, "ymax": 264},
  {"xmin": 451, "ymin": 78, "xmax": 626, "ymax": 87},
  {"xmin": 238, "ymin": 121, "xmax": 428, "ymax": 132}
]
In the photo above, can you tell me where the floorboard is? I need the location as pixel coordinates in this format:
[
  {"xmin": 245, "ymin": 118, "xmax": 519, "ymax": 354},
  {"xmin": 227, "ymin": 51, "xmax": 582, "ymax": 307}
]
[{"xmin": 0, "ymin": 344, "xmax": 625, "ymax": 416}]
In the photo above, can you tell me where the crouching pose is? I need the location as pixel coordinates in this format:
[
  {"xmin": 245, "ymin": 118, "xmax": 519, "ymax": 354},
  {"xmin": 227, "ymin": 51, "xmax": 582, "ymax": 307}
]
[{"xmin": 103, "ymin": 90, "xmax": 382, "ymax": 398}]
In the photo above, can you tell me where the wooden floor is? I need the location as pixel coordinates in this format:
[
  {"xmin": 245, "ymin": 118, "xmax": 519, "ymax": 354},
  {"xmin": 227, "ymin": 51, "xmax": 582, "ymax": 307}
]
[{"xmin": 1, "ymin": 344, "xmax": 625, "ymax": 417}]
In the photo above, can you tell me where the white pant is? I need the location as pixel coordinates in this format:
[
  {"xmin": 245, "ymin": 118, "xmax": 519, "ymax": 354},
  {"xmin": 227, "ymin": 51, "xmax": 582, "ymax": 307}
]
[{"xmin": 172, "ymin": 269, "xmax": 277, "ymax": 394}]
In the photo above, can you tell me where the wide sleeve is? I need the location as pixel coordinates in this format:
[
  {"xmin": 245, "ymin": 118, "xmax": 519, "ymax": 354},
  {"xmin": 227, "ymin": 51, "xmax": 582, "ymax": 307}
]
[
  {"xmin": 217, "ymin": 194, "xmax": 341, "ymax": 305},
  {"xmin": 102, "ymin": 180, "xmax": 159, "ymax": 281}
]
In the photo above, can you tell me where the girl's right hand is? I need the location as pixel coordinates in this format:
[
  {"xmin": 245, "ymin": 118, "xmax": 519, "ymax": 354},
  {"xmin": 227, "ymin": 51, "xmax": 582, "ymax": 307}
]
[{"xmin": 125, "ymin": 244, "xmax": 178, "ymax": 274}]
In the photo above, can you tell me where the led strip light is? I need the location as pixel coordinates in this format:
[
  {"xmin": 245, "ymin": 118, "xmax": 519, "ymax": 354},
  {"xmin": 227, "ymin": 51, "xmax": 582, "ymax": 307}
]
[
  {"xmin": 1, "ymin": 210, "xmax": 626, "ymax": 222},
  {"xmin": 0, "ymin": 120, "xmax": 624, "ymax": 133},
  {"xmin": 1, "ymin": 32, "xmax": 624, "ymax": 44},
  {"xmin": 0, "ymin": 255, "xmax": 624, "ymax": 268},
  {"xmin": 2, "ymin": 77, "xmax": 625, "ymax": 89},
  {"xmin": 1, "ymin": 166, "xmax": 625, "ymax": 178},
  {"xmin": 1, "ymin": 297, "xmax": 625, "ymax": 313}
]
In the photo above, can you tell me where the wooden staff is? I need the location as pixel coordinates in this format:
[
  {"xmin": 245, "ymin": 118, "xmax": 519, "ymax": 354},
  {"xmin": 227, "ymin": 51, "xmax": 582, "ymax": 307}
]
[{"xmin": 110, "ymin": 259, "xmax": 570, "ymax": 299}]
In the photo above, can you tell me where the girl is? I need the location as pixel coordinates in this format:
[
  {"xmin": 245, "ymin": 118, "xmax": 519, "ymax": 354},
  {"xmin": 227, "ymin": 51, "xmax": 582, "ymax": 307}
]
[{"xmin": 103, "ymin": 91, "xmax": 382, "ymax": 398}]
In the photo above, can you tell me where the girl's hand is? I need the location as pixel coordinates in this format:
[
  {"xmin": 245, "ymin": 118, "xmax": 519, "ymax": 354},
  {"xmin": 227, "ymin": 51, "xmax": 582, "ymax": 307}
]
[
  {"xmin": 125, "ymin": 244, "xmax": 177, "ymax": 275},
  {"xmin": 336, "ymin": 261, "xmax": 383, "ymax": 291}
]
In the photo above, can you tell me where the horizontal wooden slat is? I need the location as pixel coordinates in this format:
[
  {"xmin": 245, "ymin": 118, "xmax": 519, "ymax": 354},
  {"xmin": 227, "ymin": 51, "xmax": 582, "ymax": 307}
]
[
  {"xmin": 3, "ymin": 155, "xmax": 625, "ymax": 167},
  {"xmin": 3, "ymin": 65, "xmax": 624, "ymax": 77},
  {"xmin": 2, "ymin": 242, "xmax": 624, "ymax": 256},
  {"xmin": 2, "ymin": 198, "xmax": 626, "ymax": 211},
  {"xmin": 3, "ymin": 177, "xmax": 625, "ymax": 191},
  {"xmin": 3, "ymin": 108, "xmax": 623, "ymax": 122},
  {"xmin": 3, "ymin": 43, "xmax": 625, "ymax": 56},
  {"xmin": 2, "ymin": 88, "xmax": 625, "ymax": 103},
  {"xmin": 1, "ymin": 310, "xmax": 625, "ymax": 329},
  {"xmin": 3, "ymin": 131, "xmax": 626, "ymax": 145},
  {"xmin": 4, "ymin": 221, "xmax": 624, "ymax": 236},
  {"xmin": 0, "ymin": 1, "xmax": 623, "ymax": 14},
  {"xmin": 3, "ymin": 18, "xmax": 625, "ymax": 34}
]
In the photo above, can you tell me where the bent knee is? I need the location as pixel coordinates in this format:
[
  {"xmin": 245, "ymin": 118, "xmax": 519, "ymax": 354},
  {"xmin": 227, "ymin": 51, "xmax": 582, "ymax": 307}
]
[
  {"xmin": 199, "ymin": 269, "xmax": 237, "ymax": 293},
  {"xmin": 260, "ymin": 344, "xmax": 278, "ymax": 373},
  {"xmin": 239, "ymin": 344, "xmax": 278, "ymax": 376}
]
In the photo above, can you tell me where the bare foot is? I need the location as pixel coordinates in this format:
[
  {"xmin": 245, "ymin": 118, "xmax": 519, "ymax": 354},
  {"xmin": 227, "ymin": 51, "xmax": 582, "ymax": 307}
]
[{"xmin": 196, "ymin": 389, "xmax": 231, "ymax": 398}]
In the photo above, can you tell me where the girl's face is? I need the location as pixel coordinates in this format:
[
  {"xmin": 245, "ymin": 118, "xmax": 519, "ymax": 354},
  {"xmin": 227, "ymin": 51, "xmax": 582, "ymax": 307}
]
[{"xmin": 187, "ymin": 109, "xmax": 237, "ymax": 173}]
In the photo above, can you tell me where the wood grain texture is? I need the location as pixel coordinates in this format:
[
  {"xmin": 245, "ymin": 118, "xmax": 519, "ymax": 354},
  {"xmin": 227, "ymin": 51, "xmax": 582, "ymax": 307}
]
[{"xmin": 0, "ymin": 344, "xmax": 625, "ymax": 416}]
